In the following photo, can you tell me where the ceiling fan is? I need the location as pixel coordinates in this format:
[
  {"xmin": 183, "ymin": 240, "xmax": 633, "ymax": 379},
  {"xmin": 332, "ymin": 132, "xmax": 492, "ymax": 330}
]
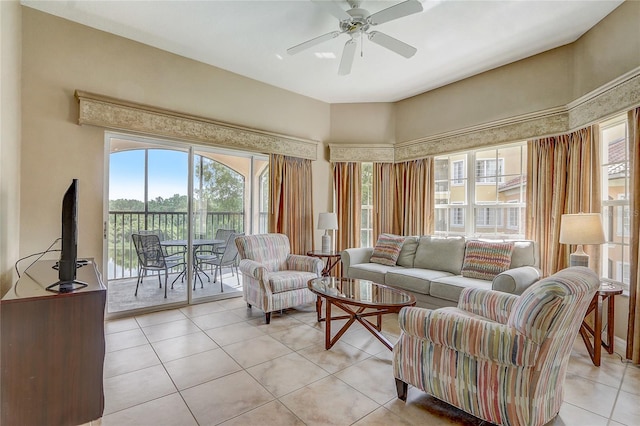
[{"xmin": 287, "ymin": 0, "xmax": 424, "ymax": 75}]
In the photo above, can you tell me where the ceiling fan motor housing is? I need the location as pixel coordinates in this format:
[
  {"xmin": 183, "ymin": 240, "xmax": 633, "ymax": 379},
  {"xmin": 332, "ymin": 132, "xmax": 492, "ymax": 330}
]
[{"xmin": 341, "ymin": 8, "xmax": 370, "ymax": 34}]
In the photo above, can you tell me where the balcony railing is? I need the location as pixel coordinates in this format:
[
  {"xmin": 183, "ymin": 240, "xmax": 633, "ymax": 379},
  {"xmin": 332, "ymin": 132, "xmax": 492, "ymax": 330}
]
[{"xmin": 108, "ymin": 211, "xmax": 246, "ymax": 280}]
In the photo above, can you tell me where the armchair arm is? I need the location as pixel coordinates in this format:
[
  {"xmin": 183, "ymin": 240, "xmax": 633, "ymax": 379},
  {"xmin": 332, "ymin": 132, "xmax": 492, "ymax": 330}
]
[
  {"xmin": 341, "ymin": 248, "xmax": 374, "ymax": 274},
  {"xmin": 286, "ymin": 255, "xmax": 323, "ymax": 276},
  {"xmin": 457, "ymin": 287, "xmax": 518, "ymax": 324},
  {"xmin": 238, "ymin": 259, "xmax": 270, "ymax": 282},
  {"xmin": 492, "ymin": 266, "xmax": 541, "ymax": 295},
  {"xmin": 398, "ymin": 306, "xmax": 539, "ymax": 367}
]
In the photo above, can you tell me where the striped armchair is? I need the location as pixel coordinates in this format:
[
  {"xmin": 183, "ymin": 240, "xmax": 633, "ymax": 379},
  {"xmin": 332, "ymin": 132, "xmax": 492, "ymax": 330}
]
[
  {"xmin": 393, "ymin": 266, "xmax": 599, "ymax": 426},
  {"xmin": 235, "ymin": 233, "xmax": 323, "ymax": 324}
]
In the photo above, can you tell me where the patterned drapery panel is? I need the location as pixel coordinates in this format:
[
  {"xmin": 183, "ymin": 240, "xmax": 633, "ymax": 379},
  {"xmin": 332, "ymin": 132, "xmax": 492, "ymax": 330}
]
[
  {"xmin": 393, "ymin": 158, "xmax": 435, "ymax": 236},
  {"xmin": 628, "ymin": 107, "xmax": 640, "ymax": 364},
  {"xmin": 525, "ymin": 126, "xmax": 600, "ymax": 277},
  {"xmin": 269, "ymin": 154, "xmax": 314, "ymax": 255},
  {"xmin": 333, "ymin": 162, "xmax": 361, "ymax": 277},
  {"xmin": 373, "ymin": 162, "xmax": 397, "ymax": 239}
]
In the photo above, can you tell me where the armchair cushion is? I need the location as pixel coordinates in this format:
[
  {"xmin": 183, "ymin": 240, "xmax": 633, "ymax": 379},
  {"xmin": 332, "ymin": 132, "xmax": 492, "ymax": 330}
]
[{"xmin": 398, "ymin": 306, "xmax": 539, "ymax": 366}]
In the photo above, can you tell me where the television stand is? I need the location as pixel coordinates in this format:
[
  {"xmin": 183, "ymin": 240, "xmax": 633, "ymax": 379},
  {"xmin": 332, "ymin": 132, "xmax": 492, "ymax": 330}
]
[{"xmin": 1, "ymin": 259, "xmax": 106, "ymax": 426}]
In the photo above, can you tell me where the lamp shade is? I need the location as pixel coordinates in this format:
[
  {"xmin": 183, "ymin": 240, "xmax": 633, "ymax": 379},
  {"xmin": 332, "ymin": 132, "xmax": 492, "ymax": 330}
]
[
  {"xmin": 559, "ymin": 213, "xmax": 605, "ymax": 245},
  {"xmin": 317, "ymin": 212, "xmax": 338, "ymax": 230}
]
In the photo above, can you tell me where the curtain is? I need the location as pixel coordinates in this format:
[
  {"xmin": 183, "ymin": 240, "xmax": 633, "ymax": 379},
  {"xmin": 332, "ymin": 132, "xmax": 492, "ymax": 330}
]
[
  {"xmin": 373, "ymin": 162, "xmax": 396, "ymax": 239},
  {"xmin": 526, "ymin": 127, "xmax": 600, "ymax": 277},
  {"xmin": 393, "ymin": 158, "xmax": 435, "ymax": 236},
  {"xmin": 269, "ymin": 154, "xmax": 314, "ymax": 255},
  {"xmin": 628, "ymin": 107, "xmax": 640, "ymax": 364},
  {"xmin": 333, "ymin": 162, "xmax": 361, "ymax": 277}
]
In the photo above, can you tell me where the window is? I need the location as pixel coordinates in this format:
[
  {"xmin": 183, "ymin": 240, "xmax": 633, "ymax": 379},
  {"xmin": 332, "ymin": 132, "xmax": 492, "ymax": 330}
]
[
  {"xmin": 452, "ymin": 160, "xmax": 464, "ymax": 185},
  {"xmin": 507, "ymin": 206, "xmax": 520, "ymax": 229},
  {"xmin": 475, "ymin": 207, "xmax": 503, "ymax": 227},
  {"xmin": 435, "ymin": 143, "xmax": 526, "ymax": 238},
  {"xmin": 361, "ymin": 162, "xmax": 373, "ymax": 248},
  {"xmin": 600, "ymin": 114, "xmax": 630, "ymax": 293},
  {"xmin": 476, "ymin": 158, "xmax": 504, "ymax": 183},
  {"xmin": 451, "ymin": 207, "xmax": 464, "ymax": 227}
]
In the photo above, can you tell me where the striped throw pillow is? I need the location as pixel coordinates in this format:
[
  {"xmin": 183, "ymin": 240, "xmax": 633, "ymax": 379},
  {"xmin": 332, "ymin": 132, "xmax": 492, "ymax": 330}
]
[
  {"xmin": 461, "ymin": 240, "xmax": 514, "ymax": 281},
  {"xmin": 370, "ymin": 234, "xmax": 405, "ymax": 266}
]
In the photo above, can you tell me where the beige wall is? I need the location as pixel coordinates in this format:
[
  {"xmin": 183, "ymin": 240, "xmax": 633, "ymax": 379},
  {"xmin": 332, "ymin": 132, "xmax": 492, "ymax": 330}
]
[
  {"xmin": 329, "ymin": 103, "xmax": 395, "ymax": 144},
  {"xmin": 573, "ymin": 0, "xmax": 640, "ymax": 99},
  {"xmin": 0, "ymin": 0, "xmax": 21, "ymax": 297},
  {"xmin": 395, "ymin": 0, "xmax": 640, "ymax": 143},
  {"xmin": 395, "ymin": 45, "xmax": 573, "ymax": 142},
  {"xmin": 20, "ymin": 8, "xmax": 332, "ymax": 271}
]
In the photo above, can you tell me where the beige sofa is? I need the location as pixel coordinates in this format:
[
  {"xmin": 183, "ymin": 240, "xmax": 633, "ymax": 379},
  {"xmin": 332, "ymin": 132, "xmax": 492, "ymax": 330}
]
[{"xmin": 341, "ymin": 236, "xmax": 541, "ymax": 310}]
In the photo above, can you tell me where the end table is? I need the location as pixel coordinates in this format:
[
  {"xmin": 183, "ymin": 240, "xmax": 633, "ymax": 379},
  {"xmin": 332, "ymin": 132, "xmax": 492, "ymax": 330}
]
[
  {"xmin": 579, "ymin": 282, "xmax": 623, "ymax": 366},
  {"xmin": 306, "ymin": 251, "xmax": 342, "ymax": 277}
]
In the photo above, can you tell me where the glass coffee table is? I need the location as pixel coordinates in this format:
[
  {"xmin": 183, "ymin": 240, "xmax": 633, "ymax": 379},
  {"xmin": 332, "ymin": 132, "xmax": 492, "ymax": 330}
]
[{"xmin": 308, "ymin": 277, "xmax": 416, "ymax": 350}]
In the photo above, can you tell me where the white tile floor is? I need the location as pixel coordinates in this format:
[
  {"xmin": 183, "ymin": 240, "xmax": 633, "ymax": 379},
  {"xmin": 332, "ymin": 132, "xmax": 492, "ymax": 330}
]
[{"xmin": 95, "ymin": 298, "xmax": 640, "ymax": 425}]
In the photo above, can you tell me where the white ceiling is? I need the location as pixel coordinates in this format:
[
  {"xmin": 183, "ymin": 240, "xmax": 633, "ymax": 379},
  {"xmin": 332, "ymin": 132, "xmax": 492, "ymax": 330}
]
[{"xmin": 22, "ymin": 0, "xmax": 623, "ymax": 103}]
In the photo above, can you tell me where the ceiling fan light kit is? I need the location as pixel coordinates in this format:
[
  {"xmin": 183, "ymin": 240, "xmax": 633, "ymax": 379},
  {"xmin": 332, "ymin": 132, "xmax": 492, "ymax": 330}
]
[{"xmin": 287, "ymin": 0, "xmax": 423, "ymax": 75}]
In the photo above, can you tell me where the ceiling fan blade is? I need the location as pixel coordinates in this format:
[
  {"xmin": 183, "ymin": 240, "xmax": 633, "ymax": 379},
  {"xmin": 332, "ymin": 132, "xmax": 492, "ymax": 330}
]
[
  {"xmin": 338, "ymin": 39, "xmax": 357, "ymax": 75},
  {"xmin": 367, "ymin": 0, "xmax": 423, "ymax": 25},
  {"xmin": 287, "ymin": 31, "xmax": 342, "ymax": 55},
  {"xmin": 311, "ymin": 0, "xmax": 352, "ymax": 21},
  {"xmin": 368, "ymin": 31, "xmax": 417, "ymax": 58}
]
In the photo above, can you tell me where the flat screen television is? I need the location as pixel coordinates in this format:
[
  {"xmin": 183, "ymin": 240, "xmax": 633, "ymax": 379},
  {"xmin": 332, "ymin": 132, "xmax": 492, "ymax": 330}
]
[{"xmin": 47, "ymin": 179, "xmax": 87, "ymax": 293}]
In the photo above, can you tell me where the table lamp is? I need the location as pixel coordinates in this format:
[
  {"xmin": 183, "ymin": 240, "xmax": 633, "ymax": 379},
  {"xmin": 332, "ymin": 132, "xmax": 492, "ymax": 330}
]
[
  {"xmin": 318, "ymin": 212, "xmax": 338, "ymax": 253},
  {"xmin": 559, "ymin": 213, "xmax": 605, "ymax": 267}
]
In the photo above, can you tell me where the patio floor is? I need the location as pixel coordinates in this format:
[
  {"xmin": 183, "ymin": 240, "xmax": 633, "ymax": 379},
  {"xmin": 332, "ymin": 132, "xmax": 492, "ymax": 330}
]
[{"xmin": 107, "ymin": 266, "xmax": 243, "ymax": 314}]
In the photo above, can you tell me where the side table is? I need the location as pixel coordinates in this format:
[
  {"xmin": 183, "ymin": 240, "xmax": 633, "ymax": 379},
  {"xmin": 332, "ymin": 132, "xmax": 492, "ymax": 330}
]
[
  {"xmin": 579, "ymin": 282, "xmax": 623, "ymax": 366},
  {"xmin": 307, "ymin": 250, "xmax": 342, "ymax": 277}
]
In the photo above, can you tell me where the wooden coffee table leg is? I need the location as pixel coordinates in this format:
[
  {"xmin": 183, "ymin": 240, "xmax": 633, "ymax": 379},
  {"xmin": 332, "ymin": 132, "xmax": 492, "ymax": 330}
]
[{"xmin": 315, "ymin": 296, "xmax": 322, "ymax": 323}]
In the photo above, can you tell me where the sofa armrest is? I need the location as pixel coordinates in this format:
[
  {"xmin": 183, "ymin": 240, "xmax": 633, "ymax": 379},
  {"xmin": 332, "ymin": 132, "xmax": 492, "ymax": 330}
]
[
  {"xmin": 239, "ymin": 259, "xmax": 269, "ymax": 282},
  {"xmin": 398, "ymin": 306, "xmax": 539, "ymax": 366},
  {"xmin": 457, "ymin": 287, "xmax": 518, "ymax": 324},
  {"xmin": 286, "ymin": 254, "xmax": 323, "ymax": 276},
  {"xmin": 492, "ymin": 266, "xmax": 541, "ymax": 295},
  {"xmin": 341, "ymin": 247, "xmax": 374, "ymax": 274}
]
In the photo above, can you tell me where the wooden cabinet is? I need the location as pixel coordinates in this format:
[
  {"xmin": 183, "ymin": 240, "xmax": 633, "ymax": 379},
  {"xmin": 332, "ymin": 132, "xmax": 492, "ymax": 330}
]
[{"xmin": 1, "ymin": 260, "xmax": 106, "ymax": 426}]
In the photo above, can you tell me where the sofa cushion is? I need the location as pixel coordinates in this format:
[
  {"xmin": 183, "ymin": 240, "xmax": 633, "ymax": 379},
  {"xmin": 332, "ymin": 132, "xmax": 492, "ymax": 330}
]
[
  {"xmin": 413, "ymin": 236, "xmax": 466, "ymax": 275},
  {"xmin": 397, "ymin": 236, "xmax": 419, "ymax": 267},
  {"xmin": 510, "ymin": 240, "xmax": 537, "ymax": 268},
  {"xmin": 348, "ymin": 263, "xmax": 400, "ymax": 285},
  {"xmin": 370, "ymin": 233, "xmax": 405, "ymax": 266},
  {"xmin": 461, "ymin": 240, "xmax": 514, "ymax": 281},
  {"xmin": 429, "ymin": 275, "xmax": 493, "ymax": 303},
  {"xmin": 386, "ymin": 268, "xmax": 453, "ymax": 295}
]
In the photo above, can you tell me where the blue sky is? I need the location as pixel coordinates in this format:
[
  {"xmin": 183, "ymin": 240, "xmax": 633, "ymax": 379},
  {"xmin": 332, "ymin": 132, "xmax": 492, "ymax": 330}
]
[{"xmin": 109, "ymin": 150, "xmax": 188, "ymax": 200}]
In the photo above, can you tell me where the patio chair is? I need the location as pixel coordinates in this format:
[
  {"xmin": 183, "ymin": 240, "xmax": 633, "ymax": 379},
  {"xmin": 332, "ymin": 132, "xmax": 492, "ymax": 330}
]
[
  {"xmin": 196, "ymin": 232, "xmax": 243, "ymax": 292},
  {"xmin": 138, "ymin": 228, "xmax": 185, "ymax": 260},
  {"xmin": 131, "ymin": 233, "xmax": 186, "ymax": 298},
  {"xmin": 235, "ymin": 233, "xmax": 323, "ymax": 324},
  {"xmin": 392, "ymin": 266, "xmax": 600, "ymax": 426}
]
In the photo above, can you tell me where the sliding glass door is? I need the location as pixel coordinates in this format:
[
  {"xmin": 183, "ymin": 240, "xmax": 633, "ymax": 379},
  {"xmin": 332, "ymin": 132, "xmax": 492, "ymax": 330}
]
[{"xmin": 105, "ymin": 133, "xmax": 268, "ymax": 315}]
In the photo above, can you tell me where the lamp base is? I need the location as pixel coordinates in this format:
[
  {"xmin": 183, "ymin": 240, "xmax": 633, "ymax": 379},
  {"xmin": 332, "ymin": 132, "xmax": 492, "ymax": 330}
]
[
  {"xmin": 321, "ymin": 234, "xmax": 331, "ymax": 253},
  {"xmin": 569, "ymin": 252, "xmax": 589, "ymax": 268}
]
